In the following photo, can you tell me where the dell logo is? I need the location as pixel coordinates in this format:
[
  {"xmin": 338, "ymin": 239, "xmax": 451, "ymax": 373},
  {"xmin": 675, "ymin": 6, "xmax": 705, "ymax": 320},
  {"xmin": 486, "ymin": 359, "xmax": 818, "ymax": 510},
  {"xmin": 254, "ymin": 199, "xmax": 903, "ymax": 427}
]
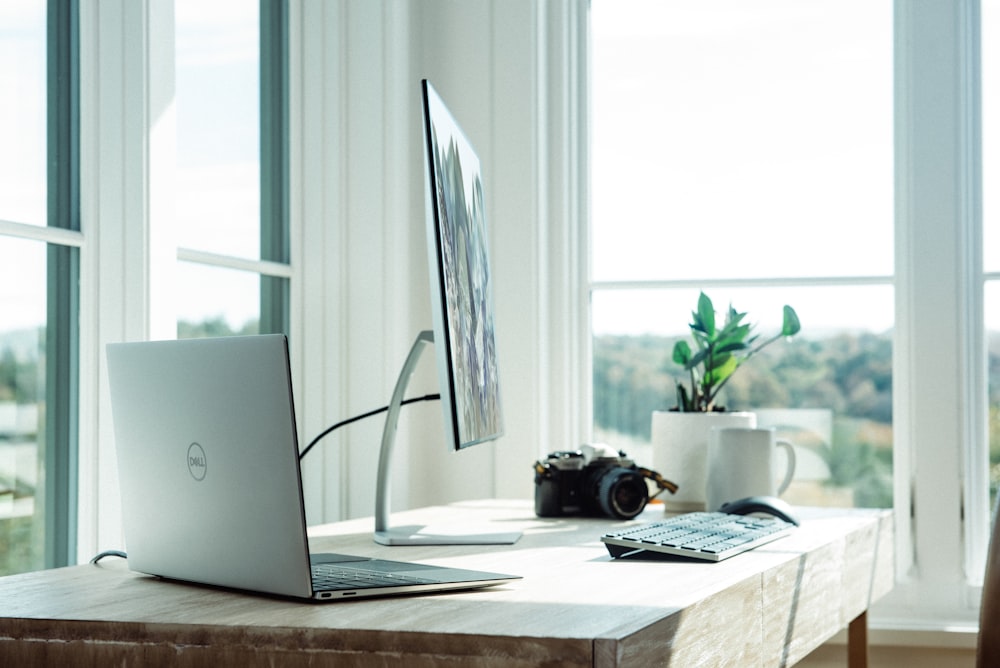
[{"xmin": 187, "ymin": 442, "xmax": 207, "ymax": 481}]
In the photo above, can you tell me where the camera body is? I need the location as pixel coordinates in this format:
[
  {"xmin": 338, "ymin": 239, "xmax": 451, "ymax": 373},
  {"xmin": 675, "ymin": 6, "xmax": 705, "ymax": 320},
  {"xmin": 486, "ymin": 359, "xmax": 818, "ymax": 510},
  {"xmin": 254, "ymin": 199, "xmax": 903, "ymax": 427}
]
[{"xmin": 534, "ymin": 443, "xmax": 653, "ymax": 520}]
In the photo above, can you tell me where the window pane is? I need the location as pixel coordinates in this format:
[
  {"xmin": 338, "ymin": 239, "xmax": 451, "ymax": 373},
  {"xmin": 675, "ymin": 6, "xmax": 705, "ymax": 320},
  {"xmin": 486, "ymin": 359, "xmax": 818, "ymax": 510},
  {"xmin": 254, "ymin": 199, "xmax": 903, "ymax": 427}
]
[
  {"xmin": 175, "ymin": 0, "xmax": 260, "ymax": 259},
  {"xmin": 0, "ymin": 1, "xmax": 46, "ymax": 227},
  {"xmin": 592, "ymin": 285, "xmax": 894, "ymax": 508},
  {"xmin": 988, "ymin": 280, "xmax": 1000, "ymax": 504},
  {"xmin": 590, "ymin": 0, "xmax": 893, "ymax": 283},
  {"xmin": 176, "ymin": 262, "xmax": 263, "ymax": 338},
  {"xmin": 0, "ymin": 238, "xmax": 48, "ymax": 574},
  {"xmin": 988, "ymin": 1, "xmax": 1000, "ymax": 509},
  {"xmin": 985, "ymin": 0, "xmax": 999, "ymax": 273}
]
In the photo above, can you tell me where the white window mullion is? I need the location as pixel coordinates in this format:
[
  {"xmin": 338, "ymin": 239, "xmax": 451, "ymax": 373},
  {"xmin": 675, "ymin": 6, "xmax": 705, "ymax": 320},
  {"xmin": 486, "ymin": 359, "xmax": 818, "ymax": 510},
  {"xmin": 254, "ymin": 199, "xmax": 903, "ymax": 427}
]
[
  {"xmin": 77, "ymin": 0, "xmax": 166, "ymax": 565},
  {"xmin": 959, "ymin": 0, "xmax": 990, "ymax": 592},
  {"xmin": 879, "ymin": 0, "xmax": 982, "ymax": 626},
  {"xmin": 0, "ymin": 220, "xmax": 84, "ymax": 247},
  {"xmin": 176, "ymin": 247, "xmax": 293, "ymax": 279}
]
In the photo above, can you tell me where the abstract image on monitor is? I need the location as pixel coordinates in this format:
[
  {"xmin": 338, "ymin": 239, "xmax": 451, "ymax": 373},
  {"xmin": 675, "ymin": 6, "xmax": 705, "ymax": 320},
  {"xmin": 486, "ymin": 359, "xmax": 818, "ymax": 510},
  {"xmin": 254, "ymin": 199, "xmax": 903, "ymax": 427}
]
[{"xmin": 422, "ymin": 80, "xmax": 503, "ymax": 449}]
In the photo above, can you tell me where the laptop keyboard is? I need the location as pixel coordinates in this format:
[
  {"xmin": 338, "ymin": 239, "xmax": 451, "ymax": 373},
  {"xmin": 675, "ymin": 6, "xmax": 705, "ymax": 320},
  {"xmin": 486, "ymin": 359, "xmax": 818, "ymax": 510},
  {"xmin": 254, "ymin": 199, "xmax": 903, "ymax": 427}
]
[
  {"xmin": 601, "ymin": 511, "xmax": 796, "ymax": 562},
  {"xmin": 311, "ymin": 563, "xmax": 436, "ymax": 591}
]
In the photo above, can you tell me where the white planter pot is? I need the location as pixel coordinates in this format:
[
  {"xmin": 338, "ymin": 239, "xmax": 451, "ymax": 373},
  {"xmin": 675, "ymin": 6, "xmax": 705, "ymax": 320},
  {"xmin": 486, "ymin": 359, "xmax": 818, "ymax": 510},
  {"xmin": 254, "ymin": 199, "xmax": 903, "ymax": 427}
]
[{"xmin": 651, "ymin": 410, "xmax": 757, "ymax": 512}]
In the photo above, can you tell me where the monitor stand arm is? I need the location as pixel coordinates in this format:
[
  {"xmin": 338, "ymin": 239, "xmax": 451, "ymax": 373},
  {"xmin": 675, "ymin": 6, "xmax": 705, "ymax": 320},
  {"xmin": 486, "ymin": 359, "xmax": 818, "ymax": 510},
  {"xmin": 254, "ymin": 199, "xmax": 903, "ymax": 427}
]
[{"xmin": 373, "ymin": 330, "xmax": 521, "ymax": 546}]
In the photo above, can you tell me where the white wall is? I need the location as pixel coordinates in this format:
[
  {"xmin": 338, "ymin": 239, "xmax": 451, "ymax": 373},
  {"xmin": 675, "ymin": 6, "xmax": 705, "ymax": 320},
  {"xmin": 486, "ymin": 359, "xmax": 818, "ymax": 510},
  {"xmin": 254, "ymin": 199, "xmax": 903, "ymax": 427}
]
[
  {"xmin": 294, "ymin": 0, "xmax": 589, "ymax": 524},
  {"xmin": 72, "ymin": 0, "xmax": 588, "ymax": 562}
]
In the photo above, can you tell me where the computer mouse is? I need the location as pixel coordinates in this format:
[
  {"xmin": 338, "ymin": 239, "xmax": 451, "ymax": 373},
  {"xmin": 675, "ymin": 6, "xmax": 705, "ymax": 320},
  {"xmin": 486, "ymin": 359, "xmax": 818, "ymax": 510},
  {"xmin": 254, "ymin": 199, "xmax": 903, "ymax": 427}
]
[{"xmin": 718, "ymin": 495, "xmax": 800, "ymax": 526}]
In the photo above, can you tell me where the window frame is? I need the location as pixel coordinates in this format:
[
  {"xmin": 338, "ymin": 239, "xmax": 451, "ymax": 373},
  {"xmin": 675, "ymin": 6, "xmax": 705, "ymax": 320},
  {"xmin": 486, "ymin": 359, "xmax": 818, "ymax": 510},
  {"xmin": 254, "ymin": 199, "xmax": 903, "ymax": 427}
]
[
  {"xmin": 173, "ymin": 0, "xmax": 291, "ymax": 338},
  {"xmin": 72, "ymin": 0, "xmax": 293, "ymax": 566},
  {"xmin": 586, "ymin": 0, "xmax": 990, "ymax": 632},
  {"xmin": 45, "ymin": 0, "xmax": 81, "ymax": 571},
  {"xmin": 0, "ymin": 0, "xmax": 81, "ymax": 573},
  {"xmin": 260, "ymin": 0, "xmax": 290, "ymax": 336},
  {"xmin": 882, "ymin": 0, "xmax": 987, "ymax": 627}
]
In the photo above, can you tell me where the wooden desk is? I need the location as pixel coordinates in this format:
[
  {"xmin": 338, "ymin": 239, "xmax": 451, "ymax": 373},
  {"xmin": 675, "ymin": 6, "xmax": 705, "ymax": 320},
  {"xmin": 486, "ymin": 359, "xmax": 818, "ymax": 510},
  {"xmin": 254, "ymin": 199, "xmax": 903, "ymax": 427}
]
[{"xmin": 0, "ymin": 500, "xmax": 892, "ymax": 667}]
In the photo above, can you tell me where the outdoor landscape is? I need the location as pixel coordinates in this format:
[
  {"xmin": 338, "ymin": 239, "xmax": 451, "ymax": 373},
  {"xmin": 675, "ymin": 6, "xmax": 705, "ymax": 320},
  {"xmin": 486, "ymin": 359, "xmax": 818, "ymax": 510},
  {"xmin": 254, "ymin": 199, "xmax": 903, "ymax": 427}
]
[
  {"xmin": 593, "ymin": 329, "xmax": 1000, "ymax": 512},
  {"xmin": 593, "ymin": 330, "xmax": 896, "ymax": 509},
  {"xmin": 2, "ymin": 322, "xmax": 1000, "ymax": 575}
]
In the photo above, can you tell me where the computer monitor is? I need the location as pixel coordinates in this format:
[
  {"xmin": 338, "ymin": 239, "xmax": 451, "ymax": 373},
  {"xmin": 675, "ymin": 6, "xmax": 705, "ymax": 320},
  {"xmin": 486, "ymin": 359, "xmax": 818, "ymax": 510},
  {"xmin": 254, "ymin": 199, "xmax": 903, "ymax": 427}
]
[
  {"xmin": 421, "ymin": 79, "xmax": 504, "ymax": 452},
  {"xmin": 372, "ymin": 80, "xmax": 519, "ymax": 545}
]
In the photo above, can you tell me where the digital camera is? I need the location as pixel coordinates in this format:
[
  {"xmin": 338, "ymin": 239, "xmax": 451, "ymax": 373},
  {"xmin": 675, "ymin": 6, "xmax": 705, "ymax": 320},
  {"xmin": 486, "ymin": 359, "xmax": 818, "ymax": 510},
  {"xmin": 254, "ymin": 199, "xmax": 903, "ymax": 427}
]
[{"xmin": 533, "ymin": 444, "xmax": 677, "ymax": 520}]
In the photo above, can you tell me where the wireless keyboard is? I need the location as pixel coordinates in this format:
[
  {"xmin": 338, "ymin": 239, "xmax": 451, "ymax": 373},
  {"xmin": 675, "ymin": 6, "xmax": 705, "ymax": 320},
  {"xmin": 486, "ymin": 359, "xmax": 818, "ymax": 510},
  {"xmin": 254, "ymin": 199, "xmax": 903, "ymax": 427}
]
[{"xmin": 601, "ymin": 511, "xmax": 796, "ymax": 562}]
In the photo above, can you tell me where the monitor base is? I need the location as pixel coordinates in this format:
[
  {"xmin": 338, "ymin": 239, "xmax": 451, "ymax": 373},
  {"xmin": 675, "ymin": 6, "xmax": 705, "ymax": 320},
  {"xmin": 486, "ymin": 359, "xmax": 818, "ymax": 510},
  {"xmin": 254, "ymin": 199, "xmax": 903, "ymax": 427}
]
[{"xmin": 374, "ymin": 525, "xmax": 522, "ymax": 546}]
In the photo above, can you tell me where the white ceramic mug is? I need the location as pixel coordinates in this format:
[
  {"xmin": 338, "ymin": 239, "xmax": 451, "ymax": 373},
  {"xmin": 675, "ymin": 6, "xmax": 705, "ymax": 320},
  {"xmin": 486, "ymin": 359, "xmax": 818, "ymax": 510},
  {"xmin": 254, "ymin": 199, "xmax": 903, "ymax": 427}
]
[
  {"xmin": 651, "ymin": 411, "xmax": 756, "ymax": 512},
  {"xmin": 705, "ymin": 427, "xmax": 797, "ymax": 512}
]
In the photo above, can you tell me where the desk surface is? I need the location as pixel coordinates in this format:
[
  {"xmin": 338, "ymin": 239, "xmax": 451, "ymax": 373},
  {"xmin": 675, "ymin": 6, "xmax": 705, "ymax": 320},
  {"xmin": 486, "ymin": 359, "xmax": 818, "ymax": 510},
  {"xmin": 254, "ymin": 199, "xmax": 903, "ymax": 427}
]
[{"xmin": 0, "ymin": 500, "xmax": 893, "ymax": 667}]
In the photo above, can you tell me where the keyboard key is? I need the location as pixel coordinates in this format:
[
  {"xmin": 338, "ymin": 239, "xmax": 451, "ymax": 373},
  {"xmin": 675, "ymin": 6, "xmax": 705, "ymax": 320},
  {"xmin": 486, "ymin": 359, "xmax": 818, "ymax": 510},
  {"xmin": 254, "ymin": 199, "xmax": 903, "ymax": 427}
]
[
  {"xmin": 601, "ymin": 511, "xmax": 796, "ymax": 562},
  {"xmin": 311, "ymin": 565, "xmax": 435, "ymax": 591}
]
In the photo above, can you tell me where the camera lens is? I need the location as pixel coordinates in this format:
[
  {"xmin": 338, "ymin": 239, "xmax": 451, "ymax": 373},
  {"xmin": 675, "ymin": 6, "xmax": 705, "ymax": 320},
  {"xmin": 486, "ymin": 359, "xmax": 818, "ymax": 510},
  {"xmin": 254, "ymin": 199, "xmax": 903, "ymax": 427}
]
[{"xmin": 597, "ymin": 468, "xmax": 648, "ymax": 519}]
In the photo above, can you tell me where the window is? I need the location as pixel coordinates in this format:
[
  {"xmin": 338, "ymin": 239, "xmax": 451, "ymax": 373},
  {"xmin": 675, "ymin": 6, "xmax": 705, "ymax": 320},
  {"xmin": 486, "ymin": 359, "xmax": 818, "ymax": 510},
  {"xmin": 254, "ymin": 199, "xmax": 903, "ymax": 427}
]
[
  {"xmin": 0, "ymin": 0, "xmax": 79, "ymax": 576},
  {"xmin": 591, "ymin": 0, "xmax": 992, "ymax": 627},
  {"xmin": 0, "ymin": 2, "xmax": 47, "ymax": 229},
  {"xmin": 590, "ymin": 0, "xmax": 894, "ymax": 509},
  {"xmin": 985, "ymin": 0, "xmax": 1000, "ymax": 506},
  {"xmin": 0, "ymin": 0, "xmax": 291, "ymax": 575},
  {"xmin": 174, "ymin": 0, "xmax": 289, "ymax": 338}
]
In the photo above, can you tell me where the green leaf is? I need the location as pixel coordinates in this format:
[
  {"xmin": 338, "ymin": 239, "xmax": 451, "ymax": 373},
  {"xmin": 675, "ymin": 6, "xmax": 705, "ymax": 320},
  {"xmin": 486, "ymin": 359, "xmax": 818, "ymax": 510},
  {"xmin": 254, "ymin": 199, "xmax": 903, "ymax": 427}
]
[
  {"xmin": 704, "ymin": 354, "xmax": 738, "ymax": 385},
  {"xmin": 671, "ymin": 292, "xmax": 801, "ymax": 412},
  {"xmin": 689, "ymin": 329, "xmax": 711, "ymax": 348},
  {"xmin": 686, "ymin": 347, "xmax": 709, "ymax": 370},
  {"xmin": 672, "ymin": 340, "xmax": 692, "ymax": 366},
  {"xmin": 696, "ymin": 292, "xmax": 715, "ymax": 337},
  {"xmin": 704, "ymin": 351, "xmax": 732, "ymax": 372},
  {"xmin": 725, "ymin": 305, "xmax": 747, "ymax": 328},
  {"xmin": 782, "ymin": 305, "xmax": 801, "ymax": 337},
  {"xmin": 715, "ymin": 341, "xmax": 750, "ymax": 355},
  {"xmin": 717, "ymin": 323, "xmax": 751, "ymax": 345}
]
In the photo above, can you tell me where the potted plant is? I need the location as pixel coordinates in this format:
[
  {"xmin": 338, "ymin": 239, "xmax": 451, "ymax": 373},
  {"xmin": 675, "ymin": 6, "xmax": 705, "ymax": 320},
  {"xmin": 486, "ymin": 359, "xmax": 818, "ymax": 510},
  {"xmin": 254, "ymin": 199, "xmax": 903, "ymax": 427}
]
[
  {"xmin": 672, "ymin": 292, "xmax": 801, "ymax": 412},
  {"xmin": 652, "ymin": 292, "xmax": 801, "ymax": 510}
]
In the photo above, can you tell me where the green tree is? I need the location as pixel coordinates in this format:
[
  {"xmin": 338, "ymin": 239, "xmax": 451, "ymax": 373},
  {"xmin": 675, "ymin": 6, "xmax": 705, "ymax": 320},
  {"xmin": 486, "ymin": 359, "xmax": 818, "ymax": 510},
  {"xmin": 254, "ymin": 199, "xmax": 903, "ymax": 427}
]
[{"xmin": 177, "ymin": 317, "xmax": 259, "ymax": 339}]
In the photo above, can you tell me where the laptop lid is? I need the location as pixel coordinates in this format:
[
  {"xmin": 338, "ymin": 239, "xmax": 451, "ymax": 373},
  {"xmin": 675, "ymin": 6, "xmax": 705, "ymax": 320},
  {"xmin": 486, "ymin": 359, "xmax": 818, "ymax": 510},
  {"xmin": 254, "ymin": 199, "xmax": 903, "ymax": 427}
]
[
  {"xmin": 107, "ymin": 335, "xmax": 315, "ymax": 598},
  {"xmin": 106, "ymin": 335, "xmax": 520, "ymax": 601}
]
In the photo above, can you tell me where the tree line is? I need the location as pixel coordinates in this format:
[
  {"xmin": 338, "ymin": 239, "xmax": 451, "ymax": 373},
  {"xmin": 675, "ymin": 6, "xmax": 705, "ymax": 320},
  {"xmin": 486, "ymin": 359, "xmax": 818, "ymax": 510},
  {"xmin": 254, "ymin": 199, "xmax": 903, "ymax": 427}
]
[{"xmin": 593, "ymin": 331, "xmax": 894, "ymax": 441}]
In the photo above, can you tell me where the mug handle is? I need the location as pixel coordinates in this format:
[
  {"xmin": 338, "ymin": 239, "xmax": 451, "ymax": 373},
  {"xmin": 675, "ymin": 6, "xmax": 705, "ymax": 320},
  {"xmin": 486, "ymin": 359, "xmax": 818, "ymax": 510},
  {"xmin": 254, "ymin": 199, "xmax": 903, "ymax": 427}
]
[{"xmin": 775, "ymin": 439, "xmax": 797, "ymax": 495}]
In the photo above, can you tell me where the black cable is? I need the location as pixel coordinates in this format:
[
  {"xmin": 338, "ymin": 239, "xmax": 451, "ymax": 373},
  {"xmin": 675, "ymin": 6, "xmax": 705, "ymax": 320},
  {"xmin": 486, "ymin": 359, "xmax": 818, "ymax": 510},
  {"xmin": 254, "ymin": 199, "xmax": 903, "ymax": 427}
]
[
  {"xmin": 86, "ymin": 397, "xmax": 439, "ymax": 566},
  {"xmin": 90, "ymin": 549, "xmax": 127, "ymax": 564},
  {"xmin": 298, "ymin": 393, "xmax": 441, "ymax": 461}
]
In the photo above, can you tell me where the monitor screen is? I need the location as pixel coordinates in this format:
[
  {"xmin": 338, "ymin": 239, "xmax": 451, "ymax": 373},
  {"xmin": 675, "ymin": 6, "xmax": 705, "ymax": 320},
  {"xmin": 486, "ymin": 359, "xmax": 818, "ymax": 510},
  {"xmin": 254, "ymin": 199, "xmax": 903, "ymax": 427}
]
[{"xmin": 421, "ymin": 79, "xmax": 504, "ymax": 451}]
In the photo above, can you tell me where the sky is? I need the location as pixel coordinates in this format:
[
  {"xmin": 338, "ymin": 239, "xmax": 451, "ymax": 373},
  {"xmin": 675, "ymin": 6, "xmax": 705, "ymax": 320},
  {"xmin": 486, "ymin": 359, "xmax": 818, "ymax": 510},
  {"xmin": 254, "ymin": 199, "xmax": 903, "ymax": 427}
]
[
  {"xmin": 590, "ymin": 0, "xmax": 894, "ymax": 335},
  {"xmin": 0, "ymin": 0, "xmax": 263, "ymax": 333},
  {"xmin": 1, "ymin": 0, "xmax": 999, "ymax": 337},
  {"xmin": 0, "ymin": 1, "xmax": 47, "ymax": 333},
  {"xmin": 590, "ymin": 0, "xmax": 1000, "ymax": 336}
]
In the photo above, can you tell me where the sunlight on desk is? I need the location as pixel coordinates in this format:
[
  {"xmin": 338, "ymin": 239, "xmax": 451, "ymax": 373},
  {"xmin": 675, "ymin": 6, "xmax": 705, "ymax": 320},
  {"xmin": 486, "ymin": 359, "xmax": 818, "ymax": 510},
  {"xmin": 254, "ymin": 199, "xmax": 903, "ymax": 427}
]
[{"xmin": 0, "ymin": 501, "xmax": 893, "ymax": 667}]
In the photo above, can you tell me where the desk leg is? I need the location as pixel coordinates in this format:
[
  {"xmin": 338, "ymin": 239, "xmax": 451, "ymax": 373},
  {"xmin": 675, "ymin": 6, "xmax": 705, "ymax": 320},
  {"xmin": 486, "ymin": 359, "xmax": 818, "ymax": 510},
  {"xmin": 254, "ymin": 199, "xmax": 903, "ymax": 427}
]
[{"xmin": 847, "ymin": 611, "xmax": 869, "ymax": 668}]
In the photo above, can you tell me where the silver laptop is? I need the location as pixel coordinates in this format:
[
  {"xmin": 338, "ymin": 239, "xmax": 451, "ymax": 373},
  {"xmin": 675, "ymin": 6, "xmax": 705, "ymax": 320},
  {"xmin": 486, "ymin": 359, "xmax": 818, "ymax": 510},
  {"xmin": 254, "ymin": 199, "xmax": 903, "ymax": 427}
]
[{"xmin": 105, "ymin": 334, "xmax": 520, "ymax": 601}]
